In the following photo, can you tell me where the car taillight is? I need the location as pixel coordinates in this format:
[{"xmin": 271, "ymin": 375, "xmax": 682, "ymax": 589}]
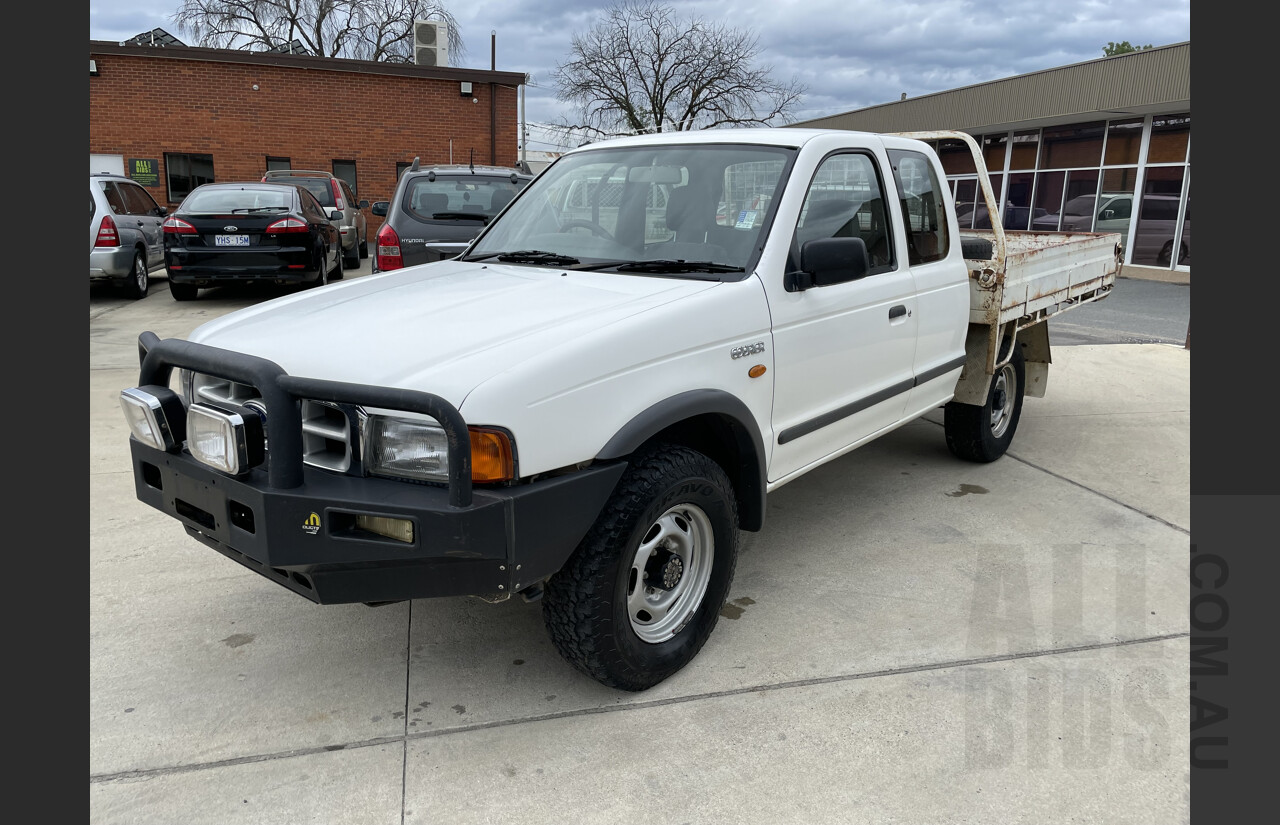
[
  {"xmin": 376, "ymin": 223, "xmax": 403, "ymax": 270},
  {"xmin": 265, "ymin": 218, "xmax": 309, "ymax": 233},
  {"xmin": 162, "ymin": 217, "xmax": 197, "ymax": 235},
  {"xmin": 95, "ymin": 214, "xmax": 120, "ymax": 247},
  {"xmin": 331, "ymin": 179, "xmax": 344, "ymax": 210}
]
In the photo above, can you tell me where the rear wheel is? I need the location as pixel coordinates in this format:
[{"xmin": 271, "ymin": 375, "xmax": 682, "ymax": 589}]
[
  {"xmin": 331, "ymin": 243, "xmax": 346, "ymax": 281},
  {"xmin": 359, "ymin": 237, "xmax": 369, "ymax": 258},
  {"xmin": 124, "ymin": 249, "xmax": 149, "ymax": 299},
  {"xmin": 168, "ymin": 278, "xmax": 198, "ymax": 301},
  {"xmin": 944, "ymin": 344, "xmax": 1025, "ymax": 462},
  {"xmin": 542, "ymin": 445, "xmax": 740, "ymax": 691},
  {"xmin": 343, "ymin": 234, "xmax": 360, "ymax": 269}
]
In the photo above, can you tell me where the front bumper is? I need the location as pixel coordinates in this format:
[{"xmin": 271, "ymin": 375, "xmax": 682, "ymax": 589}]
[{"xmin": 126, "ymin": 333, "xmax": 626, "ymax": 604}]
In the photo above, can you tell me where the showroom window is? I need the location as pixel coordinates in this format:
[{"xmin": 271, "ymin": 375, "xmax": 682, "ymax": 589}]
[
  {"xmin": 165, "ymin": 153, "xmax": 214, "ymax": 202},
  {"xmin": 939, "ymin": 112, "xmax": 1190, "ymax": 270}
]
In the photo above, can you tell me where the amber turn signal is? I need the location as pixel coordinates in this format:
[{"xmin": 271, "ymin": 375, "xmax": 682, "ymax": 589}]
[
  {"xmin": 469, "ymin": 427, "xmax": 515, "ymax": 483},
  {"xmin": 748, "ymin": 365, "xmax": 767, "ymax": 378}
]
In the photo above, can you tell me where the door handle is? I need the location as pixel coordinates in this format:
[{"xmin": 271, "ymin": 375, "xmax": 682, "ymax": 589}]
[{"xmin": 888, "ymin": 305, "xmax": 907, "ymax": 320}]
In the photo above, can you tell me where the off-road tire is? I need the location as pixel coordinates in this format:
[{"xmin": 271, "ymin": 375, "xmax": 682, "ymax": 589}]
[
  {"xmin": 542, "ymin": 445, "xmax": 740, "ymax": 691},
  {"xmin": 944, "ymin": 344, "xmax": 1026, "ymax": 462}
]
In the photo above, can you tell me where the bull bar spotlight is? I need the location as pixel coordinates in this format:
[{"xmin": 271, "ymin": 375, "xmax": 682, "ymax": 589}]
[
  {"xmin": 119, "ymin": 386, "xmax": 186, "ymax": 451},
  {"xmin": 186, "ymin": 401, "xmax": 266, "ymax": 475}
]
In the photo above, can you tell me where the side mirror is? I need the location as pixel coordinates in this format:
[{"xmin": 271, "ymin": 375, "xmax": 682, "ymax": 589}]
[
  {"xmin": 371, "ymin": 201, "xmax": 389, "ymax": 217},
  {"xmin": 785, "ymin": 237, "xmax": 870, "ymax": 292},
  {"xmin": 155, "ymin": 206, "xmax": 168, "ymax": 217},
  {"xmin": 358, "ymin": 199, "xmax": 370, "ymax": 209},
  {"xmin": 329, "ymin": 210, "xmax": 343, "ymax": 221}
]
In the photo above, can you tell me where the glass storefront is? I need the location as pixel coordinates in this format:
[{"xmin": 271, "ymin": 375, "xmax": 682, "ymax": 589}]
[{"xmin": 935, "ymin": 112, "xmax": 1191, "ymax": 271}]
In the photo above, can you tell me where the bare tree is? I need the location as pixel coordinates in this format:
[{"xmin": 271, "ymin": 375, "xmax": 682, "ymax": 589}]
[
  {"xmin": 551, "ymin": 0, "xmax": 806, "ymax": 139},
  {"xmin": 172, "ymin": 0, "xmax": 465, "ymax": 63}
]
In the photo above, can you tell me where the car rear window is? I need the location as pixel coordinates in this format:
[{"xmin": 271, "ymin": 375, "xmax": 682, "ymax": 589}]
[
  {"xmin": 182, "ymin": 187, "xmax": 294, "ymax": 213},
  {"xmin": 404, "ymin": 176, "xmax": 524, "ymax": 220},
  {"xmin": 293, "ymin": 178, "xmax": 336, "ymax": 207}
]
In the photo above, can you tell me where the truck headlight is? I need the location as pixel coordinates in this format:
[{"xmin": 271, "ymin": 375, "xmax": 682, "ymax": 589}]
[
  {"xmin": 120, "ymin": 386, "xmax": 186, "ymax": 451},
  {"xmin": 365, "ymin": 416, "xmax": 451, "ymax": 482},
  {"xmin": 364, "ymin": 415, "xmax": 515, "ymax": 484},
  {"xmin": 187, "ymin": 402, "xmax": 265, "ymax": 475}
]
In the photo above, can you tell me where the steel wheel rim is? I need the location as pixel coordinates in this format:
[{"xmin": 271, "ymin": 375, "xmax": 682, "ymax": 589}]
[
  {"xmin": 627, "ymin": 503, "xmax": 714, "ymax": 643},
  {"xmin": 989, "ymin": 362, "xmax": 1017, "ymax": 438}
]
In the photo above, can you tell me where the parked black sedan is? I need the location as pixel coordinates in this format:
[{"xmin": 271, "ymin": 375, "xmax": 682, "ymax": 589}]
[{"xmin": 163, "ymin": 182, "xmax": 343, "ymax": 301}]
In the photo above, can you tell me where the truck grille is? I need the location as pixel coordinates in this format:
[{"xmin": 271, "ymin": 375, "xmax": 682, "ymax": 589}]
[{"xmin": 188, "ymin": 373, "xmax": 353, "ymax": 473}]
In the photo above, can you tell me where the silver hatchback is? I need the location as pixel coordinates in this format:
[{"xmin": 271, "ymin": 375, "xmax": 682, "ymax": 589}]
[{"xmin": 90, "ymin": 172, "xmax": 168, "ymax": 299}]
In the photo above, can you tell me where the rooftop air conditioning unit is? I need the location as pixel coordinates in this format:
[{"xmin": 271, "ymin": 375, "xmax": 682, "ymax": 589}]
[{"xmin": 413, "ymin": 19, "xmax": 449, "ymax": 67}]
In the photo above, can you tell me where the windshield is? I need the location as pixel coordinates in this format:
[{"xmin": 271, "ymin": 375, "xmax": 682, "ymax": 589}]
[
  {"xmin": 405, "ymin": 176, "xmax": 526, "ymax": 222},
  {"xmin": 464, "ymin": 143, "xmax": 794, "ymax": 277},
  {"xmin": 182, "ymin": 186, "xmax": 293, "ymax": 213}
]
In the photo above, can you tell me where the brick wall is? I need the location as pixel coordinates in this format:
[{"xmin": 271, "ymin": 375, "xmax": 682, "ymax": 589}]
[{"xmin": 89, "ymin": 51, "xmax": 521, "ymax": 243}]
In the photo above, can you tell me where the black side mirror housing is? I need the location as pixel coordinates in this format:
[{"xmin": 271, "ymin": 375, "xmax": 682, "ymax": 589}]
[
  {"xmin": 359, "ymin": 199, "xmax": 370, "ymax": 209},
  {"xmin": 329, "ymin": 210, "xmax": 344, "ymax": 221},
  {"xmin": 371, "ymin": 201, "xmax": 389, "ymax": 217},
  {"xmin": 786, "ymin": 237, "xmax": 871, "ymax": 291}
]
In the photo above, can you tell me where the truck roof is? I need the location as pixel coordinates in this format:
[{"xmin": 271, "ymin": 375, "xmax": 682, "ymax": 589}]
[{"xmin": 562, "ymin": 127, "xmax": 886, "ymax": 155}]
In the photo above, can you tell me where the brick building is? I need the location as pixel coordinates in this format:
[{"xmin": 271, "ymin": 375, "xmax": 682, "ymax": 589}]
[{"xmin": 89, "ymin": 39, "xmax": 527, "ymax": 247}]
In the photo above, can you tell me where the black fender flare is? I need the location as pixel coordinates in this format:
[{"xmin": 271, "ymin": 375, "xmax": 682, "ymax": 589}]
[{"xmin": 596, "ymin": 389, "xmax": 767, "ymax": 531}]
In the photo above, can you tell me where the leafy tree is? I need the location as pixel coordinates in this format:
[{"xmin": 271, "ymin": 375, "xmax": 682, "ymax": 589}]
[
  {"xmin": 172, "ymin": 0, "xmax": 464, "ymax": 62},
  {"xmin": 1103, "ymin": 41, "xmax": 1154, "ymax": 56},
  {"xmin": 551, "ymin": 0, "xmax": 806, "ymax": 138}
]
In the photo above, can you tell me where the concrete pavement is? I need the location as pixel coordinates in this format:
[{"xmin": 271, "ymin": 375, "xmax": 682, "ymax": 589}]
[{"xmin": 90, "ymin": 261, "xmax": 1190, "ymax": 824}]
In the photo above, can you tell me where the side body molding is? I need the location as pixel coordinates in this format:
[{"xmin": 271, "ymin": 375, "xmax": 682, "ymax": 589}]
[{"xmin": 596, "ymin": 390, "xmax": 768, "ymax": 532}]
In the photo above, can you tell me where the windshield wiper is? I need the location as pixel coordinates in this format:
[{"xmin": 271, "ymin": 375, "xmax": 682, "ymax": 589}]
[
  {"xmin": 231, "ymin": 206, "xmax": 289, "ymax": 213},
  {"xmin": 486, "ymin": 250, "xmax": 582, "ymax": 266},
  {"xmin": 613, "ymin": 260, "xmax": 745, "ymax": 274}
]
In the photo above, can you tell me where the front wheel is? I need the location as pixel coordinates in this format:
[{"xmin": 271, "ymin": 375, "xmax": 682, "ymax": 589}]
[
  {"xmin": 542, "ymin": 445, "xmax": 740, "ymax": 691},
  {"xmin": 944, "ymin": 344, "xmax": 1025, "ymax": 462}
]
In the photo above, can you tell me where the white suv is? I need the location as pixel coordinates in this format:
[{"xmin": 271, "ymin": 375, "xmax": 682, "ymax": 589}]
[{"xmin": 90, "ymin": 172, "xmax": 167, "ymax": 299}]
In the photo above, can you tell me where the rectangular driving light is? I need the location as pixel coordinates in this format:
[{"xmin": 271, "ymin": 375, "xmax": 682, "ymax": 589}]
[
  {"xmin": 120, "ymin": 386, "xmax": 186, "ymax": 451},
  {"xmin": 187, "ymin": 402, "xmax": 265, "ymax": 475}
]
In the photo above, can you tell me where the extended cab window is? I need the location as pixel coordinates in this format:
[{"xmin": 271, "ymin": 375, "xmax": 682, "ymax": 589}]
[
  {"xmin": 793, "ymin": 153, "xmax": 894, "ymax": 274},
  {"xmin": 887, "ymin": 149, "xmax": 950, "ymax": 265}
]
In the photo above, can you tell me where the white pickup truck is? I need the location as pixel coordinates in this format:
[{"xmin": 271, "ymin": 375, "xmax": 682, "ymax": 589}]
[{"xmin": 121, "ymin": 129, "xmax": 1119, "ymax": 690}]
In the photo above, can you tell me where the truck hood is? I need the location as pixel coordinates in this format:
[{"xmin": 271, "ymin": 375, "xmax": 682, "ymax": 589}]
[{"xmin": 187, "ymin": 259, "xmax": 720, "ymax": 406}]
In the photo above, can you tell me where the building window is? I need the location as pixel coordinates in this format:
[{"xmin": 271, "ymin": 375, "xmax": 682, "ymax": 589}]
[
  {"xmin": 164, "ymin": 153, "xmax": 214, "ymax": 202},
  {"xmin": 1147, "ymin": 112, "xmax": 1191, "ymax": 164},
  {"xmin": 396, "ymin": 162, "xmax": 413, "ymax": 181},
  {"xmin": 333, "ymin": 160, "xmax": 358, "ymax": 198},
  {"xmin": 266, "ymin": 156, "xmax": 290, "ymax": 172},
  {"xmin": 1040, "ymin": 122, "xmax": 1105, "ymax": 170},
  {"xmin": 1103, "ymin": 118, "xmax": 1144, "ymax": 166},
  {"xmin": 1008, "ymin": 130, "xmax": 1040, "ymax": 171}
]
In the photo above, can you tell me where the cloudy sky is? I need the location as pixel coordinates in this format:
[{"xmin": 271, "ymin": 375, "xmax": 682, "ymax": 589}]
[{"xmin": 89, "ymin": 0, "xmax": 1191, "ymax": 152}]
